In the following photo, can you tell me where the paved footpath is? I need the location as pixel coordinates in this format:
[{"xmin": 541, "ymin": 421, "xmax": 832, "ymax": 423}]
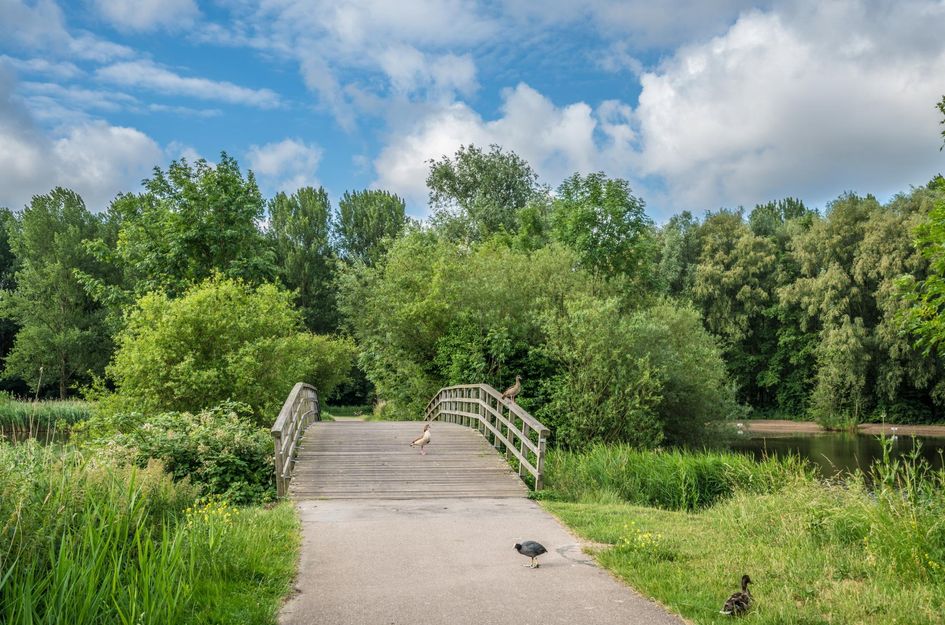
[{"xmin": 279, "ymin": 497, "xmax": 684, "ymax": 625}]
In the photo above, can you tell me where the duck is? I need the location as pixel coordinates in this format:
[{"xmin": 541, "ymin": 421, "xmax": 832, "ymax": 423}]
[
  {"xmin": 410, "ymin": 423, "xmax": 431, "ymax": 455},
  {"xmin": 501, "ymin": 376, "xmax": 522, "ymax": 404},
  {"xmin": 720, "ymin": 574, "xmax": 752, "ymax": 616},
  {"xmin": 514, "ymin": 541, "xmax": 547, "ymax": 568}
]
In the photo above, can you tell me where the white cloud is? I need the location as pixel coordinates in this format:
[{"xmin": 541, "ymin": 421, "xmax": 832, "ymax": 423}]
[
  {"xmin": 632, "ymin": 3, "xmax": 945, "ymax": 212},
  {"xmin": 93, "ymin": 0, "xmax": 199, "ymax": 32},
  {"xmin": 373, "ymin": 83, "xmax": 635, "ymax": 209},
  {"xmin": 0, "ymin": 56, "xmax": 83, "ymax": 80},
  {"xmin": 96, "ymin": 60, "xmax": 281, "ymax": 108},
  {"xmin": 0, "ymin": 0, "xmax": 134, "ymax": 62},
  {"xmin": 0, "ymin": 67, "xmax": 162, "ymax": 211},
  {"xmin": 247, "ymin": 139, "xmax": 323, "ymax": 194}
]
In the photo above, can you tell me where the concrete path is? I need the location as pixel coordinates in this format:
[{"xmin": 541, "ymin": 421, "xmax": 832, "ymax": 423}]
[{"xmin": 279, "ymin": 498, "xmax": 684, "ymax": 625}]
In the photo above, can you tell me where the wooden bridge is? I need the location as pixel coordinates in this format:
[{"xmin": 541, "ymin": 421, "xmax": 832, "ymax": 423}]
[
  {"xmin": 273, "ymin": 383, "xmax": 684, "ymax": 625},
  {"xmin": 271, "ymin": 383, "xmax": 550, "ymax": 499}
]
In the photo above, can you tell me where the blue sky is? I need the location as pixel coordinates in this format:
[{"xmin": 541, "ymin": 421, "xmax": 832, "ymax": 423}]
[{"xmin": 1, "ymin": 0, "xmax": 943, "ymax": 221}]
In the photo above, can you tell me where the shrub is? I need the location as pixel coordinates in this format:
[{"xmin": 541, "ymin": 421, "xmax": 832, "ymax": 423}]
[
  {"xmin": 96, "ymin": 402, "xmax": 275, "ymax": 504},
  {"xmin": 104, "ymin": 275, "xmax": 356, "ymax": 422},
  {"xmin": 540, "ymin": 297, "xmax": 737, "ymax": 449}
]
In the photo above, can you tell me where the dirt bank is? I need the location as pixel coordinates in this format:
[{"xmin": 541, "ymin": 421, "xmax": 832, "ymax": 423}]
[{"xmin": 741, "ymin": 419, "xmax": 945, "ymax": 437}]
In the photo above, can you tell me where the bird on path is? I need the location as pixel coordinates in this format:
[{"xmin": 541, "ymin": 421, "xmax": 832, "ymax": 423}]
[
  {"xmin": 410, "ymin": 423, "xmax": 431, "ymax": 455},
  {"xmin": 514, "ymin": 541, "xmax": 547, "ymax": 568},
  {"xmin": 720, "ymin": 574, "xmax": 753, "ymax": 616},
  {"xmin": 501, "ymin": 376, "xmax": 522, "ymax": 404}
]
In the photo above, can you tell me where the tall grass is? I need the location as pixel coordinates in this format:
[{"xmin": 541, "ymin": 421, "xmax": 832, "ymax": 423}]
[
  {"xmin": 0, "ymin": 396, "xmax": 91, "ymax": 435},
  {"xmin": 0, "ymin": 441, "xmax": 299, "ymax": 624},
  {"xmin": 544, "ymin": 444, "xmax": 813, "ymax": 510}
]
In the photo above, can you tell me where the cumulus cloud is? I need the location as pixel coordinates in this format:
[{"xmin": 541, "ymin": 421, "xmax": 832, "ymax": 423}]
[
  {"xmin": 96, "ymin": 60, "xmax": 281, "ymax": 108},
  {"xmin": 93, "ymin": 0, "xmax": 199, "ymax": 32},
  {"xmin": 632, "ymin": 3, "xmax": 945, "ymax": 212},
  {"xmin": 247, "ymin": 139, "xmax": 323, "ymax": 194},
  {"xmin": 0, "ymin": 67, "xmax": 162, "ymax": 211},
  {"xmin": 0, "ymin": 0, "xmax": 134, "ymax": 62},
  {"xmin": 374, "ymin": 83, "xmax": 635, "ymax": 208}
]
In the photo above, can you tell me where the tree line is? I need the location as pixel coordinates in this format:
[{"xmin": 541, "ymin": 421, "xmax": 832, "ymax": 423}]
[{"xmin": 1, "ymin": 133, "xmax": 944, "ymax": 444}]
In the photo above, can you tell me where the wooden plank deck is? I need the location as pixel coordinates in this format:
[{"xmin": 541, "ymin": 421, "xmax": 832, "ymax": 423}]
[{"xmin": 288, "ymin": 421, "xmax": 529, "ymax": 499}]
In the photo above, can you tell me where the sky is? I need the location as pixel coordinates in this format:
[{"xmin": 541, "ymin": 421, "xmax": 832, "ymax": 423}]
[{"xmin": 0, "ymin": 0, "xmax": 943, "ymax": 222}]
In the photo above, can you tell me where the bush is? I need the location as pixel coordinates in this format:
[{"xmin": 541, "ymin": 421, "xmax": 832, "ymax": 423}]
[
  {"xmin": 540, "ymin": 297, "xmax": 737, "ymax": 449},
  {"xmin": 104, "ymin": 275, "xmax": 356, "ymax": 422},
  {"xmin": 94, "ymin": 402, "xmax": 274, "ymax": 504}
]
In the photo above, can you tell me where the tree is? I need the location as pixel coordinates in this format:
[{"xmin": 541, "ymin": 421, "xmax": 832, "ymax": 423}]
[
  {"xmin": 105, "ymin": 276, "xmax": 356, "ymax": 422},
  {"xmin": 656, "ymin": 211, "xmax": 701, "ymax": 298},
  {"xmin": 0, "ymin": 208, "xmax": 19, "ymax": 390},
  {"xmin": 84, "ymin": 154, "xmax": 275, "ymax": 308},
  {"xmin": 550, "ymin": 172, "xmax": 656, "ymax": 287},
  {"xmin": 427, "ymin": 144, "xmax": 542, "ymax": 241},
  {"xmin": 335, "ymin": 189, "xmax": 408, "ymax": 266},
  {"xmin": 268, "ymin": 187, "xmax": 337, "ymax": 332},
  {"xmin": 2, "ymin": 189, "xmax": 111, "ymax": 397}
]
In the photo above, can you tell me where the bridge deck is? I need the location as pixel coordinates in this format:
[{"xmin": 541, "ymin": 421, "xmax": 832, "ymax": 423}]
[{"xmin": 289, "ymin": 421, "xmax": 529, "ymax": 499}]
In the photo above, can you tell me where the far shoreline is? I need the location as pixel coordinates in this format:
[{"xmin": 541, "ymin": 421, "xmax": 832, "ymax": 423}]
[{"xmin": 740, "ymin": 419, "xmax": 945, "ymax": 437}]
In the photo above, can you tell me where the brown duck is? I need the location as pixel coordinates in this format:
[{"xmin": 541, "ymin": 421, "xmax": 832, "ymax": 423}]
[
  {"xmin": 720, "ymin": 574, "xmax": 752, "ymax": 616},
  {"xmin": 501, "ymin": 376, "xmax": 521, "ymax": 404}
]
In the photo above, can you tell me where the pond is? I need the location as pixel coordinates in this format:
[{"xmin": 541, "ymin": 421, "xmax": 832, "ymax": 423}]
[
  {"xmin": 0, "ymin": 426, "xmax": 70, "ymax": 444},
  {"xmin": 730, "ymin": 431, "xmax": 945, "ymax": 477}
]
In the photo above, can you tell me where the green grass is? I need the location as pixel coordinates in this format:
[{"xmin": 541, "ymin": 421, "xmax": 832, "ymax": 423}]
[
  {"xmin": 542, "ymin": 443, "xmax": 945, "ymax": 624},
  {"xmin": 543, "ymin": 444, "xmax": 812, "ymax": 510},
  {"xmin": 324, "ymin": 404, "xmax": 371, "ymax": 417},
  {"xmin": 0, "ymin": 398, "xmax": 91, "ymax": 431},
  {"xmin": 0, "ymin": 441, "xmax": 300, "ymax": 624}
]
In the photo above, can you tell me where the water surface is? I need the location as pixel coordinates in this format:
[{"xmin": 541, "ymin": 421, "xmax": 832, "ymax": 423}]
[{"xmin": 730, "ymin": 431, "xmax": 945, "ymax": 476}]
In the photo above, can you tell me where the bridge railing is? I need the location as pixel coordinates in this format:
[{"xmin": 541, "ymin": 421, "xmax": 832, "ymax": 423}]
[
  {"xmin": 424, "ymin": 384, "xmax": 549, "ymax": 490},
  {"xmin": 271, "ymin": 382, "xmax": 320, "ymax": 497}
]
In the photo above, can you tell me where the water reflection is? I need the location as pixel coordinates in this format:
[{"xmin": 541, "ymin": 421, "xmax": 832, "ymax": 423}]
[{"xmin": 730, "ymin": 432, "xmax": 945, "ymax": 477}]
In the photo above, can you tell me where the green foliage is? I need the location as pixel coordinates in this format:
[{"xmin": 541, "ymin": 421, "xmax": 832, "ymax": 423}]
[
  {"xmin": 0, "ymin": 441, "xmax": 299, "ymax": 625},
  {"xmin": 268, "ymin": 186, "xmax": 338, "ymax": 332},
  {"xmin": 105, "ymin": 276, "xmax": 356, "ymax": 422},
  {"xmin": 901, "ymin": 177, "xmax": 945, "ymax": 357},
  {"xmin": 551, "ymin": 172, "xmax": 655, "ymax": 286},
  {"xmin": 539, "ymin": 297, "xmax": 659, "ymax": 448},
  {"xmin": 335, "ymin": 189, "xmax": 408, "ymax": 266},
  {"xmin": 544, "ymin": 444, "xmax": 811, "ymax": 510},
  {"xmin": 339, "ymin": 231, "xmax": 603, "ymax": 418},
  {"xmin": 938, "ymin": 95, "xmax": 945, "ymax": 149},
  {"xmin": 427, "ymin": 144, "xmax": 543, "ymax": 241},
  {"xmin": 2, "ymin": 188, "xmax": 111, "ymax": 398},
  {"xmin": 95, "ymin": 402, "xmax": 274, "ymax": 504},
  {"xmin": 85, "ymin": 154, "xmax": 275, "ymax": 307}
]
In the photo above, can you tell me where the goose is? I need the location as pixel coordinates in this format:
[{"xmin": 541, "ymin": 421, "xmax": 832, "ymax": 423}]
[
  {"xmin": 514, "ymin": 541, "xmax": 547, "ymax": 568},
  {"xmin": 410, "ymin": 423, "xmax": 431, "ymax": 455},
  {"xmin": 720, "ymin": 574, "xmax": 752, "ymax": 616},
  {"xmin": 501, "ymin": 376, "xmax": 522, "ymax": 404}
]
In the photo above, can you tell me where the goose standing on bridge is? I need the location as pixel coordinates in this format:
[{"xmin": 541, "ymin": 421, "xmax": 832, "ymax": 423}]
[
  {"xmin": 410, "ymin": 423, "xmax": 431, "ymax": 455},
  {"xmin": 502, "ymin": 376, "xmax": 522, "ymax": 404}
]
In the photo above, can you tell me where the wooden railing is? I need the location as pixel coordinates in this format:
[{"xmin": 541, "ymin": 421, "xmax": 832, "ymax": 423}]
[
  {"xmin": 424, "ymin": 384, "xmax": 549, "ymax": 490},
  {"xmin": 271, "ymin": 382, "xmax": 320, "ymax": 497}
]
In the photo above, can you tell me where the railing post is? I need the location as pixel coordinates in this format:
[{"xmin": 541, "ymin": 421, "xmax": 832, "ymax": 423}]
[
  {"xmin": 535, "ymin": 431, "xmax": 547, "ymax": 490},
  {"xmin": 273, "ymin": 432, "xmax": 286, "ymax": 497}
]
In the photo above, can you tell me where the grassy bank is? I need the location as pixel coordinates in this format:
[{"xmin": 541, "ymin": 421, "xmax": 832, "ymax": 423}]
[
  {"xmin": 542, "ymin": 445, "xmax": 945, "ymax": 624},
  {"xmin": 0, "ymin": 397, "xmax": 91, "ymax": 431},
  {"xmin": 544, "ymin": 444, "xmax": 812, "ymax": 510},
  {"xmin": 0, "ymin": 442, "xmax": 299, "ymax": 625}
]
